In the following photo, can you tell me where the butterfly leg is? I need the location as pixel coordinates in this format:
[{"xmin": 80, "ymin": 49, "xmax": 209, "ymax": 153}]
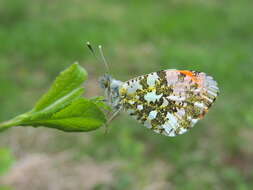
[{"xmin": 104, "ymin": 108, "xmax": 122, "ymax": 135}]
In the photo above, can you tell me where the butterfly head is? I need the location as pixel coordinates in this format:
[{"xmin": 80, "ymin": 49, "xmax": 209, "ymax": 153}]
[
  {"xmin": 99, "ymin": 74, "xmax": 123, "ymax": 110},
  {"xmin": 99, "ymin": 74, "xmax": 111, "ymax": 89}
]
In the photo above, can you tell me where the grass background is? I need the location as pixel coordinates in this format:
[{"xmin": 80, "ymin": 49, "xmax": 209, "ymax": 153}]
[{"xmin": 0, "ymin": 0, "xmax": 253, "ymax": 189}]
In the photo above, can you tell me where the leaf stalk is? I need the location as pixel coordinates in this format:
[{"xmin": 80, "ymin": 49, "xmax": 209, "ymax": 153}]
[{"xmin": 0, "ymin": 114, "xmax": 29, "ymax": 132}]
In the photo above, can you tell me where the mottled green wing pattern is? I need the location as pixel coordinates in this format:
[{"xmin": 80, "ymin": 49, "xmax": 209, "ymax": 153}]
[{"xmin": 119, "ymin": 69, "xmax": 219, "ymax": 137}]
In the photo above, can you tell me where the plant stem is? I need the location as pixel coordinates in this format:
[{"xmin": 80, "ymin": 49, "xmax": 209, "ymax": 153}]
[
  {"xmin": 0, "ymin": 122, "xmax": 14, "ymax": 132},
  {"xmin": 0, "ymin": 114, "xmax": 28, "ymax": 132}
]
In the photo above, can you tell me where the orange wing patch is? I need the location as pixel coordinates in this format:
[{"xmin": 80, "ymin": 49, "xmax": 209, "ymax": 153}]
[{"xmin": 178, "ymin": 70, "xmax": 202, "ymax": 86}]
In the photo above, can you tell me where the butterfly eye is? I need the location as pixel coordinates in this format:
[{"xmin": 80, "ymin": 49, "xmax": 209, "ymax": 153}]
[{"xmin": 100, "ymin": 80, "xmax": 109, "ymax": 89}]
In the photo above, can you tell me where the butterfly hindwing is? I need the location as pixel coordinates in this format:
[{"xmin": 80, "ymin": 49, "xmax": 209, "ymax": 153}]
[{"xmin": 119, "ymin": 69, "xmax": 219, "ymax": 137}]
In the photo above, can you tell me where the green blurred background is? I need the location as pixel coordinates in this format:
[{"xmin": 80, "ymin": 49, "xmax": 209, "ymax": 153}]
[{"xmin": 0, "ymin": 0, "xmax": 253, "ymax": 189}]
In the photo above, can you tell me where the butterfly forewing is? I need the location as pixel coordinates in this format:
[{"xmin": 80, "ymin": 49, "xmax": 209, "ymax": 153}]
[{"xmin": 119, "ymin": 69, "xmax": 219, "ymax": 137}]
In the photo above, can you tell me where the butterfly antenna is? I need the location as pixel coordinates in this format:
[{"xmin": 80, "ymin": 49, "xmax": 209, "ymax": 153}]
[
  {"xmin": 98, "ymin": 45, "xmax": 110, "ymax": 73},
  {"xmin": 86, "ymin": 42, "xmax": 110, "ymax": 73},
  {"xmin": 86, "ymin": 41, "xmax": 100, "ymax": 61}
]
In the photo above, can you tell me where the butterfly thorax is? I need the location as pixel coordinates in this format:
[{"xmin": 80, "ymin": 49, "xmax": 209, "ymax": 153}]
[{"xmin": 99, "ymin": 74, "xmax": 123, "ymax": 110}]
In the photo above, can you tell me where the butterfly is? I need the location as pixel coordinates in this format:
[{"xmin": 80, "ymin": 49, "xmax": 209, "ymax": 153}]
[{"xmin": 87, "ymin": 43, "xmax": 219, "ymax": 137}]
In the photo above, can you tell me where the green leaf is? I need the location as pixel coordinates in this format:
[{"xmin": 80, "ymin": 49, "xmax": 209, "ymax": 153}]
[
  {"xmin": 90, "ymin": 96, "xmax": 112, "ymax": 111},
  {"xmin": 21, "ymin": 99, "xmax": 106, "ymax": 132},
  {"xmin": 34, "ymin": 62, "xmax": 87, "ymax": 112},
  {"xmin": 30, "ymin": 87, "xmax": 85, "ymax": 120},
  {"xmin": 0, "ymin": 63, "xmax": 107, "ymax": 132}
]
